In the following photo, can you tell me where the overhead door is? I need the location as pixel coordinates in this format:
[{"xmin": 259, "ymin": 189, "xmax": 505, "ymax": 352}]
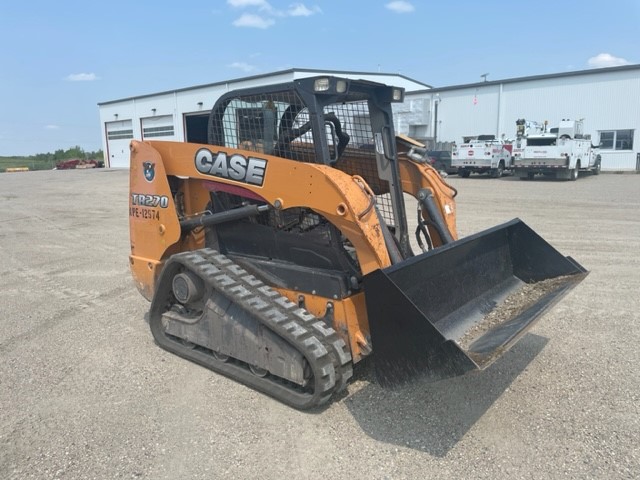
[{"xmin": 106, "ymin": 120, "xmax": 133, "ymax": 168}]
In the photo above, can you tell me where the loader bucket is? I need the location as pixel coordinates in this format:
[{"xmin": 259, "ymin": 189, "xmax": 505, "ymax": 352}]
[{"xmin": 364, "ymin": 218, "xmax": 588, "ymax": 387}]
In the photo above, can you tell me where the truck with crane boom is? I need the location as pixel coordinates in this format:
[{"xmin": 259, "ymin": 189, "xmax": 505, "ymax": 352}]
[{"xmin": 513, "ymin": 119, "xmax": 601, "ymax": 180}]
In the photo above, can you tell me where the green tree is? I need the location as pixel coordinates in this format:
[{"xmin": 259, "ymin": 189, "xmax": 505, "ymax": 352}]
[
  {"xmin": 65, "ymin": 146, "xmax": 85, "ymax": 159},
  {"xmin": 53, "ymin": 149, "xmax": 65, "ymax": 161}
]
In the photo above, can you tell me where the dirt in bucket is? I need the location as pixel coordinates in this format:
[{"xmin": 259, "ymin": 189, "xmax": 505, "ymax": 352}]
[{"xmin": 457, "ymin": 275, "xmax": 575, "ymax": 352}]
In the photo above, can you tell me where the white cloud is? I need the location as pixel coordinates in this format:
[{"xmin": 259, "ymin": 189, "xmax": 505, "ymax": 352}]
[
  {"xmin": 228, "ymin": 2, "xmax": 320, "ymax": 27},
  {"xmin": 228, "ymin": 62, "xmax": 257, "ymax": 72},
  {"xmin": 587, "ymin": 53, "xmax": 630, "ymax": 68},
  {"xmin": 227, "ymin": 0, "xmax": 272, "ymax": 10},
  {"xmin": 385, "ymin": 1, "xmax": 414, "ymax": 13},
  {"xmin": 287, "ymin": 4, "xmax": 321, "ymax": 16},
  {"xmin": 66, "ymin": 73, "xmax": 99, "ymax": 81},
  {"xmin": 232, "ymin": 13, "xmax": 275, "ymax": 28},
  {"xmin": 45, "ymin": 125, "xmax": 60, "ymax": 130}
]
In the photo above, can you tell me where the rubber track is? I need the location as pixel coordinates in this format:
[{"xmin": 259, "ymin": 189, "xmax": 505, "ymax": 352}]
[{"xmin": 149, "ymin": 248, "xmax": 352, "ymax": 410}]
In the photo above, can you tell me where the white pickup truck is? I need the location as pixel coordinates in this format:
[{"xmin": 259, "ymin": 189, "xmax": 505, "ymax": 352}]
[
  {"xmin": 452, "ymin": 135, "xmax": 513, "ymax": 178},
  {"xmin": 513, "ymin": 119, "xmax": 601, "ymax": 180}
]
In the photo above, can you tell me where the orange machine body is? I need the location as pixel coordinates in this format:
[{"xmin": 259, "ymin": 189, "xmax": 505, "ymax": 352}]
[{"xmin": 129, "ymin": 138, "xmax": 457, "ymax": 361}]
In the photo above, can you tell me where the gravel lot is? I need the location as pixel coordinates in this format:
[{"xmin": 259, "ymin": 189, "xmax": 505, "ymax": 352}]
[{"xmin": 1, "ymin": 168, "xmax": 638, "ymax": 479}]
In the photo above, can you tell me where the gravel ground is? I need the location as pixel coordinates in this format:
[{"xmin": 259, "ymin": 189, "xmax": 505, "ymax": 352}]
[{"xmin": 0, "ymin": 168, "xmax": 638, "ymax": 479}]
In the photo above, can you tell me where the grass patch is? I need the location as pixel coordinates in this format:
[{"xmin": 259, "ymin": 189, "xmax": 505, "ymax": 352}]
[{"xmin": 0, "ymin": 157, "xmax": 56, "ymax": 172}]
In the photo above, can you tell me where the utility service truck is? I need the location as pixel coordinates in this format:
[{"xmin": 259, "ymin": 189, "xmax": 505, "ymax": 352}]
[
  {"xmin": 452, "ymin": 135, "xmax": 513, "ymax": 178},
  {"xmin": 513, "ymin": 119, "xmax": 601, "ymax": 180}
]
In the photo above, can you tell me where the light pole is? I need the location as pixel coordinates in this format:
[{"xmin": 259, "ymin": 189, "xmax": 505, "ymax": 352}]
[{"xmin": 433, "ymin": 94, "xmax": 440, "ymax": 147}]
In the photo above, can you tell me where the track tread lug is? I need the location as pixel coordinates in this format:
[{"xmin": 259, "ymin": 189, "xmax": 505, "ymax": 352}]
[
  {"xmin": 294, "ymin": 308, "xmax": 316, "ymax": 322},
  {"xmin": 242, "ymin": 275, "xmax": 262, "ymax": 287},
  {"xmin": 262, "ymin": 308, "xmax": 289, "ymax": 325},
  {"xmin": 245, "ymin": 296, "xmax": 269, "ymax": 310},
  {"xmin": 228, "ymin": 285, "xmax": 252, "ymax": 298},
  {"xmin": 275, "ymin": 297, "xmax": 296, "ymax": 309},
  {"xmin": 227, "ymin": 264, "xmax": 247, "ymax": 276},
  {"xmin": 257, "ymin": 285, "xmax": 279, "ymax": 297},
  {"xmin": 301, "ymin": 336, "xmax": 329, "ymax": 359},
  {"xmin": 214, "ymin": 274, "xmax": 235, "ymax": 287}
]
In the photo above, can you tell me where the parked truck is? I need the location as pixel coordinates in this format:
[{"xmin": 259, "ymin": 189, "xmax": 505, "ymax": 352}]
[
  {"xmin": 513, "ymin": 119, "xmax": 601, "ymax": 180},
  {"xmin": 452, "ymin": 135, "xmax": 513, "ymax": 178}
]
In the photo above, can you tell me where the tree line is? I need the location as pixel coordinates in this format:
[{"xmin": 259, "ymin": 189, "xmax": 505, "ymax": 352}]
[
  {"xmin": 1, "ymin": 146, "xmax": 104, "ymax": 172},
  {"xmin": 29, "ymin": 146, "xmax": 104, "ymax": 164}
]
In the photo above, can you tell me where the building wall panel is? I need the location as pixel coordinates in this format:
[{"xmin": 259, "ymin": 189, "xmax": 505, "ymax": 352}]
[
  {"xmin": 402, "ymin": 68, "xmax": 640, "ymax": 170},
  {"xmin": 99, "ymin": 67, "xmax": 639, "ymax": 171}
]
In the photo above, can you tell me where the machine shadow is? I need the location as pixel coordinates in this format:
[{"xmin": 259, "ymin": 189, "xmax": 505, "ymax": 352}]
[
  {"xmin": 344, "ymin": 333, "xmax": 548, "ymax": 457},
  {"xmin": 499, "ymin": 172, "xmax": 596, "ymax": 182}
]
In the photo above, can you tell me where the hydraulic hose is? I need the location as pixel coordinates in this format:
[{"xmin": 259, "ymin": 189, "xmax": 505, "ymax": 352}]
[
  {"xmin": 417, "ymin": 188, "xmax": 454, "ymax": 245},
  {"xmin": 180, "ymin": 204, "xmax": 270, "ymax": 232}
]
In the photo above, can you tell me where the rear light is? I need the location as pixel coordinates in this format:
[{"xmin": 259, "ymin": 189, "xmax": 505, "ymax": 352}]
[{"xmin": 428, "ymin": 156, "xmax": 436, "ymax": 164}]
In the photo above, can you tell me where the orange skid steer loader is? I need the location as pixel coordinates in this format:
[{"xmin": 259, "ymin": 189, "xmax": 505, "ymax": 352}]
[{"xmin": 129, "ymin": 76, "xmax": 587, "ymax": 409}]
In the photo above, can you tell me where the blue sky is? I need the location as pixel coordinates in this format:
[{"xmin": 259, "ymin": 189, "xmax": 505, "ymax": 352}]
[{"xmin": 0, "ymin": 0, "xmax": 638, "ymax": 156}]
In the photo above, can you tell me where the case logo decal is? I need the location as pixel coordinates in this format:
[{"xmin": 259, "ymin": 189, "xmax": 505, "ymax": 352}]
[{"xmin": 195, "ymin": 148, "xmax": 266, "ymax": 186}]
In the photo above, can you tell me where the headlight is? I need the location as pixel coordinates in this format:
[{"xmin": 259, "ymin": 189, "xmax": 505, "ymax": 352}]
[{"xmin": 314, "ymin": 78, "xmax": 331, "ymax": 92}]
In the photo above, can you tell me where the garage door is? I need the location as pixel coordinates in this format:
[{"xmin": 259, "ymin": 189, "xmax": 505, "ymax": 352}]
[
  {"xmin": 142, "ymin": 115, "xmax": 175, "ymax": 141},
  {"xmin": 106, "ymin": 120, "xmax": 133, "ymax": 168}
]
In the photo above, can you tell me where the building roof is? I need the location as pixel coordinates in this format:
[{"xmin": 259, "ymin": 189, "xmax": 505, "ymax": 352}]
[
  {"xmin": 98, "ymin": 68, "xmax": 431, "ymax": 106},
  {"xmin": 408, "ymin": 63, "xmax": 640, "ymax": 95}
]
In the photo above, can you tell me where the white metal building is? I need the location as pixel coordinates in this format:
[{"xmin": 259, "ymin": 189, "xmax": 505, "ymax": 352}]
[
  {"xmin": 394, "ymin": 64, "xmax": 640, "ymax": 171},
  {"xmin": 97, "ymin": 68, "xmax": 429, "ymax": 168},
  {"xmin": 98, "ymin": 65, "xmax": 640, "ymax": 171}
]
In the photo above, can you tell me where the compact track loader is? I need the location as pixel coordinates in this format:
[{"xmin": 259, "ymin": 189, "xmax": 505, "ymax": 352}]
[{"xmin": 129, "ymin": 76, "xmax": 587, "ymax": 409}]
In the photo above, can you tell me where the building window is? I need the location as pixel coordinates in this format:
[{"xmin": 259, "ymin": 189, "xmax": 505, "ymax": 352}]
[
  {"xmin": 107, "ymin": 129, "xmax": 133, "ymax": 140},
  {"xmin": 143, "ymin": 125, "xmax": 174, "ymax": 138},
  {"xmin": 599, "ymin": 130, "xmax": 634, "ymax": 150}
]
